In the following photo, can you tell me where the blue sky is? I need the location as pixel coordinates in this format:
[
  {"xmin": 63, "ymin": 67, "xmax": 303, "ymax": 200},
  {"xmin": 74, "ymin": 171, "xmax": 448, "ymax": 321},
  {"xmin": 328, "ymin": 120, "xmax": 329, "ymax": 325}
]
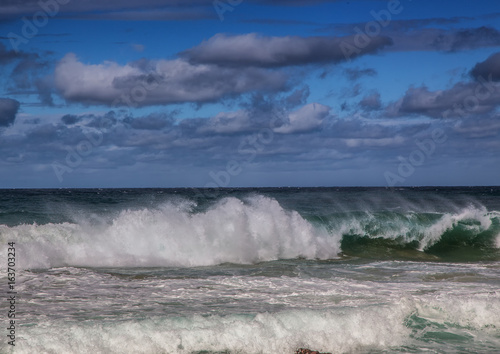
[{"xmin": 0, "ymin": 0, "xmax": 500, "ymax": 188}]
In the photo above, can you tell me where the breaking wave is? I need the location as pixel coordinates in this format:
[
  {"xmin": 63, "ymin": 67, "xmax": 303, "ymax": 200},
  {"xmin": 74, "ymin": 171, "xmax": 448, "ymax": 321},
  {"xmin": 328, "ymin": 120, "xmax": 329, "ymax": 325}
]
[{"xmin": 0, "ymin": 195, "xmax": 499, "ymax": 269}]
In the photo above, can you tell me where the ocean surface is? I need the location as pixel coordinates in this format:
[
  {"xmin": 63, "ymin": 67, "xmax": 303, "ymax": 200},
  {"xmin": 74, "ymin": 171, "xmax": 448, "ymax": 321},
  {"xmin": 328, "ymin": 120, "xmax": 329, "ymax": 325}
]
[{"xmin": 1, "ymin": 187, "xmax": 499, "ymax": 353}]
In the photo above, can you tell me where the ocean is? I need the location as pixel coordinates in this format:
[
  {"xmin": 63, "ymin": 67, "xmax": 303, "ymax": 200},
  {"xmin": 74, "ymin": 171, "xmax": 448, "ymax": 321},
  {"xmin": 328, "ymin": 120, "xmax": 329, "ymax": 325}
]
[{"xmin": 1, "ymin": 187, "xmax": 499, "ymax": 353}]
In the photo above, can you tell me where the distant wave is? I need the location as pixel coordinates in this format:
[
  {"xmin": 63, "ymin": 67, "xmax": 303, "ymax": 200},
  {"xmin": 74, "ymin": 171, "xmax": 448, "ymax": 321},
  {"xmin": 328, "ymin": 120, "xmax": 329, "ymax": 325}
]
[{"xmin": 0, "ymin": 195, "xmax": 499, "ymax": 269}]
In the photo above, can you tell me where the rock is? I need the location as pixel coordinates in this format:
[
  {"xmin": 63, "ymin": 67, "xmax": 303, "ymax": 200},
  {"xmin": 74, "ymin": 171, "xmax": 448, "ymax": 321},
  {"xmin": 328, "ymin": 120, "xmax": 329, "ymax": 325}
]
[{"xmin": 295, "ymin": 348, "xmax": 332, "ymax": 354}]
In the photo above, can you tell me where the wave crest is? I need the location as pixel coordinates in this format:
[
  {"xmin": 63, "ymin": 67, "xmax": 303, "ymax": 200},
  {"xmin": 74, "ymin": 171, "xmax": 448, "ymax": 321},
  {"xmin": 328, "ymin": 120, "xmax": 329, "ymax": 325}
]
[{"xmin": 0, "ymin": 196, "xmax": 339, "ymax": 269}]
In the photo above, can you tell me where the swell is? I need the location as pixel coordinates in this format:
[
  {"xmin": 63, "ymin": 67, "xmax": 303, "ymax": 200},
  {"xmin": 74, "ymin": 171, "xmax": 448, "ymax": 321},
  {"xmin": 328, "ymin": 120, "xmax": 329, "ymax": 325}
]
[{"xmin": 0, "ymin": 195, "xmax": 499, "ymax": 269}]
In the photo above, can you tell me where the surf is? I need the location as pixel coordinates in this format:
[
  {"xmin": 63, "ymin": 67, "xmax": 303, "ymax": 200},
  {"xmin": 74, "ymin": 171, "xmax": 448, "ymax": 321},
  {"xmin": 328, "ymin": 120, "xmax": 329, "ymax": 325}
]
[{"xmin": 0, "ymin": 194, "xmax": 499, "ymax": 270}]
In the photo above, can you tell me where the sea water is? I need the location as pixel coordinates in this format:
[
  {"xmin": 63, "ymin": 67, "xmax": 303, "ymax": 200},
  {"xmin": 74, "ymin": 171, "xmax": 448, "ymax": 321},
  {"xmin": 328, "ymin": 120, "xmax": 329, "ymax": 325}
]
[{"xmin": 0, "ymin": 187, "xmax": 499, "ymax": 353}]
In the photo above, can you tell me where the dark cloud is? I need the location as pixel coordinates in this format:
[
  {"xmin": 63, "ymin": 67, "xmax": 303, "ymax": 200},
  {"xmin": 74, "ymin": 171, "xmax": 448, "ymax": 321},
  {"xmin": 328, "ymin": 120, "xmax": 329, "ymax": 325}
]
[
  {"xmin": 340, "ymin": 83, "xmax": 362, "ymax": 99},
  {"xmin": 386, "ymin": 80, "xmax": 500, "ymax": 118},
  {"xmin": 0, "ymin": 0, "xmax": 389, "ymax": 23},
  {"xmin": 359, "ymin": 92, "xmax": 382, "ymax": 110},
  {"xmin": 0, "ymin": 98, "xmax": 20, "ymax": 127},
  {"xmin": 61, "ymin": 114, "xmax": 80, "ymax": 125},
  {"xmin": 322, "ymin": 21, "xmax": 500, "ymax": 53},
  {"xmin": 4, "ymin": 0, "xmax": 344, "ymax": 21},
  {"xmin": 69, "ymin": 9, "xmax": 212, "ymax": 21},
  {"xmin": 442, "ymin": 26, "xmax": 500, "ymax": 52},
  {"xmin": 10, "ymin": 58, "xmax": 50, "ymax": 92},
  {"xmin": 283, "ymin": 86, "xmax": 310, "ymax": 108},
  {"xmin": 35, "ymin": 78, "xmax": 55, "ymax": 106},
  {"xmin": 321, "ymin": 16, "xmax": 474, "ymax": 34},
  {"xmin": 470, "ymin": 52, "xmax": 500, "ymax": 82},
  {"xmin": 0, "ymin": 42, "xmax": 37, "ymax": 65},
  {"xmin": 0, "ymin": 0, "xmax": 215, "ymax": 21},
  {"xmin": 388, "ymin": 27, "xmax": 500, "ymax": 53},
  {"xmin": 344, "ymin": 67, "xmax": 377, "ymax": 81},
  {"xmin": 86, "ymin": 111, "xmax": 118, "ymax": 128},
  {"xmin": 181, "ymin": 33, "xmax": 393, "ymax": 68},
  {"xmin": 124, "ymin": 113, "xmax": 175, "ymax": 130},
  {"xmin": 0, "ymin": 43, "xmax": 54, "ymax": 105},
  {"xmin": 452, "ymin": 114, "xmax": 500, "ymax": 138}
]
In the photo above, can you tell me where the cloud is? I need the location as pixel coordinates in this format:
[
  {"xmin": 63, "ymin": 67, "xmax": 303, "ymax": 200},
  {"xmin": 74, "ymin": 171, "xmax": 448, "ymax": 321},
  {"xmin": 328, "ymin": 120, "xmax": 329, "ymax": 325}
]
[
  {"xmin": 2, "ymin": 102, "xmax": 498, "ymax": 186},
  {"xmin": 10, "ymin": 57, "xmax": 50, "ymax": 94},
  {"xmin": 441, "ymin": 26, "xmax": 500, "ymax": 52},
  {"xmin": 0, "ymin": 0, "xmax": 215, "ymax": 21},
  {"xmin": 194, "ymin": 100, "xmax": 331, "ymax": 135},
  {"xmin": 321, "ymin": 16, "xmax": 474, "ymax": 34},
  {"xmin": 61, "ymin": 114, "xmax": 80, "ymax": 125},
  {"xmin": 283, "ymin": 86, "xmax": 310, "ymax": 108},
  {"xmin": 0, "ymin": 98, "xmax": 20, "ymax": 127},
  {"xmin": 344, "ymin": 67, "xmax": 377, "ymax": 81},
  {"xmin": 359, "ymin": 92, "xmax": 382, "ymax": 110},
  {"xmin": 387, "ymin": 26, "xmax": 500, "ymax": 52},
  {"xmin": 0, "ymin": 43, "xmax": 53, "ymax": 105},
  {"xmin": 54, "ymin": 53, "xmax": 288, "ymax": 106},
  {"xmin": 0, "ymin": 0, "xmax": 388, "ymax": 21},
  {"xmin": 0, "ymin": 42, "xmax": 38, "ymax": 65},
  {"xmin": 274, "ymin": 103, "xmax": 330, "ymax": 133},
  {"xmin": 452, "ymin": 114, "xmax": 500, "ymax": 138},
  {"xmin": 386, "ymin": 81, "xmax": 500, "ymax": 118},
  {"xmin": 197, "ymin": 110, "xmax": 252, "ymax": 134},
  {"xmin": 181, "ymin": 33, "xmax": 392, "ymax": 68},
  {"xmin": 71, "ymin": 9, "xmax": 212, "ymax": 21},
  {"xmin": 124, "ymin": 113, "xmax": 175, "ymax": 130},
  {"xmin": 470, "ymin": 52, "xmax": 500, "ymax": 82}
]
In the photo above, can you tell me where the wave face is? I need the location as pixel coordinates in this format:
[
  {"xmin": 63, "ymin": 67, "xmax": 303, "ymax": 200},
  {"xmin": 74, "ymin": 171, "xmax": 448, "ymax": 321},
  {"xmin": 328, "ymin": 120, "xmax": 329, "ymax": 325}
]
[
  {"xmin": 327, "ymin": 206, "xmax": 500, "ymax": 261},
  {"xmin": 0, "ymin": 188, "xmax": 499, "ymax": 269}
]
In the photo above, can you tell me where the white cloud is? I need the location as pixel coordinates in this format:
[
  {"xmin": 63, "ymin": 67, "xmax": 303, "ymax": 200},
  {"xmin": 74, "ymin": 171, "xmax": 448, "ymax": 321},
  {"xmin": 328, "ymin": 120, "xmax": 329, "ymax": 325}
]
[
  {"xmin": 54, "ymin": 53, "xmax": 288, "ymax": 107},
  {"xmin": 198, "ymin": 110, "xmax": 252, "ymax": 134},
  {"xmin": 274, "ymin": 103, "xmax": 330, "ymax": 134}
]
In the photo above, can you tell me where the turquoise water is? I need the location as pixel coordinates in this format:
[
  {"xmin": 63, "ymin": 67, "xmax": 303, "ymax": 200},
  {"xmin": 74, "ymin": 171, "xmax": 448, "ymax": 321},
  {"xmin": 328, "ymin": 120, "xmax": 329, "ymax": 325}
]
[{"xmin": 1, "ymin": 187, "xmax": 499, "ymax": 353}]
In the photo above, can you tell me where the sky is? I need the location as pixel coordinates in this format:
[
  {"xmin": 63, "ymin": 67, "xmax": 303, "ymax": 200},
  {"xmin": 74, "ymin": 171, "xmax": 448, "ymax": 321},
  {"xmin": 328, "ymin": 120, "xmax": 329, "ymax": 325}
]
[{"xmin": 0, "ymin": 0, "xmax": 499, "ymax": 188}]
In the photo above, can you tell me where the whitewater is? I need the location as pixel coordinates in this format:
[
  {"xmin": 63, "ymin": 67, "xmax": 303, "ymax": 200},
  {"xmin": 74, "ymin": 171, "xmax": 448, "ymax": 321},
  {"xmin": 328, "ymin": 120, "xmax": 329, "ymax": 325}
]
[{"xmin": 0, "ymin": 187, "xmax": 499, "ymax": 353}]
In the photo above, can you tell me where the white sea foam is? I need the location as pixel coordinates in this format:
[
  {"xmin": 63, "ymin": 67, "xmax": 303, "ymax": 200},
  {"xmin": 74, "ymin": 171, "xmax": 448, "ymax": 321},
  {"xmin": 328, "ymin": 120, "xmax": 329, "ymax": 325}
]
[
  {"xmin": 6, "ymin": 306, "xmax": 412, "ymax": 354},
  {"xmin": 0, "ymin": 196, "xmax": 340, "ymax": 269},
  {"xmin": 5, "ymin": 293, "xmax": 500, "ymax": 354}
]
